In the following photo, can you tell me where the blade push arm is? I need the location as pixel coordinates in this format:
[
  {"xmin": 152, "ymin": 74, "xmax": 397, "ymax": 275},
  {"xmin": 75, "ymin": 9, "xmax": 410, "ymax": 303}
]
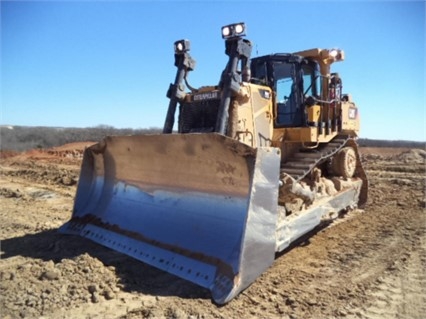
[{"xmin": 163, "ymin": 40, "xmax": 196, "ymax": 134}]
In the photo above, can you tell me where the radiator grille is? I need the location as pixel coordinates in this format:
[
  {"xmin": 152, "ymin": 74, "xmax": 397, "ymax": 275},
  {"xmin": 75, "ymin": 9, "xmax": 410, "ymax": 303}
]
[{"xmin": 179, "ymin": 99, "xmax": 220, "ymax": 133}]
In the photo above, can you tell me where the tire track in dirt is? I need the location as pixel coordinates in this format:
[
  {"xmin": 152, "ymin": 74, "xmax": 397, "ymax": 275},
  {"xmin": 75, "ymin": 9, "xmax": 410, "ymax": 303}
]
[{"xmin": 357, "ymin": 235, "xmax": 426, "ymax": 319}]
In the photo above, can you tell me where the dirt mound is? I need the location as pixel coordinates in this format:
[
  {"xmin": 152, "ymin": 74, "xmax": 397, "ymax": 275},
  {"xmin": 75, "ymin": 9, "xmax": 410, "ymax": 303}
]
[
  {"xmin": 45, "ymin": 142, "xmax": 96, "ymax": 160},
  {"xmin": 4, "ymin": 162, "xmax": 78, "ymax": 186},
  {"xmin": 49, "ymin": 142, "xmax": 96, "ymax": 152},
  {"xmin": 0, "ymin": 142, "xmax": 96, "ymax": 165},
  {"xmin": 0, "ymin": 150, "xmax": 20, "ymax": 159},
  {"xmin": 396, "ymin": 148, "xmax": 426, "ymax": 163},
  {"xmin": 1, "ymin": 254, "xmax": 120, "ymax": 319},
  {"xmin": 362, "ymin": 147, "xmax": 426, "ymax": 165},
  {"xmin": 360, "ymin": 146, "xmax": 412, "ymax": 157}
]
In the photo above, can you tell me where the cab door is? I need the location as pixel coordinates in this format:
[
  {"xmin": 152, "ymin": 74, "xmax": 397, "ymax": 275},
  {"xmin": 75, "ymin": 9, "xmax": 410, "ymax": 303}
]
[{"xmin": 274, "ymin": 62, "xmax": 303, "ymax": 127}]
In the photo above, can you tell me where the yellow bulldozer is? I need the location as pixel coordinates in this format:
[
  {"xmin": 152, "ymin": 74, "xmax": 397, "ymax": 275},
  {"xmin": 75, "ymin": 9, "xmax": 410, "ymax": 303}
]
[{"xmin": 60, "ymin": 23, "xmax": 368, "ymax": 304}]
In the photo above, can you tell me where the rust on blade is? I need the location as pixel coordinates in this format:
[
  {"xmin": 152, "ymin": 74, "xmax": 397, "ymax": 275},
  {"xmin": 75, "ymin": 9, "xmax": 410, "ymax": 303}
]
[{"xmin": 88, "ymin": 133, "xmax": 256, "ymax": 197}]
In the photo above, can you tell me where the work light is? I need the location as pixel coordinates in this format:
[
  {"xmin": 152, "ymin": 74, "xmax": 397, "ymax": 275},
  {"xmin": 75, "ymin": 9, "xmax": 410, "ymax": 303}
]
[
  {"xmin": 174, "ymin": 39, "xmax": 190, "ymax": 53},
  {"xmin": 328, "ymin": 49, "xmax": 344, "ymax": 61},
  {"xmin": 221, "ymin": 23, "xmax": 246, "ymax": 39}
]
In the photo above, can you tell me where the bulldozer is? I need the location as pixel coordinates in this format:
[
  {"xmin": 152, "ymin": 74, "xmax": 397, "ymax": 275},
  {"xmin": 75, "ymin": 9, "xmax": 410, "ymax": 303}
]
[{"xmin": 60, "ymin": 22, "xmax": 368, "ymax": 304}]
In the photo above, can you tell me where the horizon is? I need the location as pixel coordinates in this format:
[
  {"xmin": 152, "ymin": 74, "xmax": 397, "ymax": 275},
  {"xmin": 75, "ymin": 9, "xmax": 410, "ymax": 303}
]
[{"xmin": 1, "ymin": 124, "xmax": 425, "ymax": 144}]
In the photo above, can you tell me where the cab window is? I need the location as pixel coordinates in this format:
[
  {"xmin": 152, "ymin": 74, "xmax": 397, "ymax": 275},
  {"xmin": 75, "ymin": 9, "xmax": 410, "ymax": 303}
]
[
  {"xmin": 302, "ymin": 62, "xmax": 320, "ymax": 97},
  {"xmin": 274, "ymin": 62, "xmax": 302, "ymax": 127}
]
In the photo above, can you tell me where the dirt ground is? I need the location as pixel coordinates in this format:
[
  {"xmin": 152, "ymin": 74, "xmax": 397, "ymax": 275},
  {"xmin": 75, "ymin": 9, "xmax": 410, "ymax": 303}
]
[{"xmin": 0, "ymin": 143, "xmax": 425, "ymax": 319}]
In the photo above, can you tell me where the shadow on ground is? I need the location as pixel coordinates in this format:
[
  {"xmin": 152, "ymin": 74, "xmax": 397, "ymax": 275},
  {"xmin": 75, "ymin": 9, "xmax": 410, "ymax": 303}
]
[{"xmin": 0, "ymin": 228, "xmax": 211, "ymax": 300}]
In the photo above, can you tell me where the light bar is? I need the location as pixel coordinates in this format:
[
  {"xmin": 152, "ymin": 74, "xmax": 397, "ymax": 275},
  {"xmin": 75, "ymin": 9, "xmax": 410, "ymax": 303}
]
[
  {"xmin": 174, "ymin": 39, "xmax": 190, "ymax": 54},
  {"xmin": 221, "ymin": 22, "xmax": 246, "ymax": 39}
]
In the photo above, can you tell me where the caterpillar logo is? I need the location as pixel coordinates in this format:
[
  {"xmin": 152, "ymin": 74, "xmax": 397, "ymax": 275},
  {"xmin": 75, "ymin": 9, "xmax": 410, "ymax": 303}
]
[{"xmin": 193, "ymin": 91, "xmax": 220, "ymax": 101}]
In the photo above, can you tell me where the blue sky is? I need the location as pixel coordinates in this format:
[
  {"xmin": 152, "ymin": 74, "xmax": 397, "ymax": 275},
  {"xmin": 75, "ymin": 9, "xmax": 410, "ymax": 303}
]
[{"xmin": 1, "ymin": 1, "xmax": 425, "ymax": 141}]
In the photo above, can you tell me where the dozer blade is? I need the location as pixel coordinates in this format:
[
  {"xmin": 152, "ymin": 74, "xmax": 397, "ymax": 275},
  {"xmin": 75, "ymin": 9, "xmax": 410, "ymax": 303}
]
[{"xmin": 60, "ymin": 133, "xmax": 281, "ymax": 304}]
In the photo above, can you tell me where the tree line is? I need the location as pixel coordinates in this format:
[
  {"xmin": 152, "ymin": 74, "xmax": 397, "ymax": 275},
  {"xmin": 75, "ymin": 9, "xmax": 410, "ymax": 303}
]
[
  {"xmin": 0, "ymin": 125, "xmax": 424, "ymax": 151},
  {"xmin": 0, "ymin": 125, "xmax": 161, "ymax": 151},
  {"xmin": 357, "ymin": 138, "xmax": 424, "ymax": 149}
]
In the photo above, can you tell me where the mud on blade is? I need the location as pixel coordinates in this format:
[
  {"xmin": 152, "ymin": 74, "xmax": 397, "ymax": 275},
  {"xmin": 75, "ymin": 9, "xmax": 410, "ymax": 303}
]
[{"xmin": 60, "ymin": 133, "xmax": 281, "ymax": 304}]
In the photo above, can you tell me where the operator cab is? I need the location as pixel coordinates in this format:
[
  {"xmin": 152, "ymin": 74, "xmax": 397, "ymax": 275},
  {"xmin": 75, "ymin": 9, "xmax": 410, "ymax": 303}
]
[{"xmin": 250, "ymin": 55, "xmax": 321, "ymax": 128}]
